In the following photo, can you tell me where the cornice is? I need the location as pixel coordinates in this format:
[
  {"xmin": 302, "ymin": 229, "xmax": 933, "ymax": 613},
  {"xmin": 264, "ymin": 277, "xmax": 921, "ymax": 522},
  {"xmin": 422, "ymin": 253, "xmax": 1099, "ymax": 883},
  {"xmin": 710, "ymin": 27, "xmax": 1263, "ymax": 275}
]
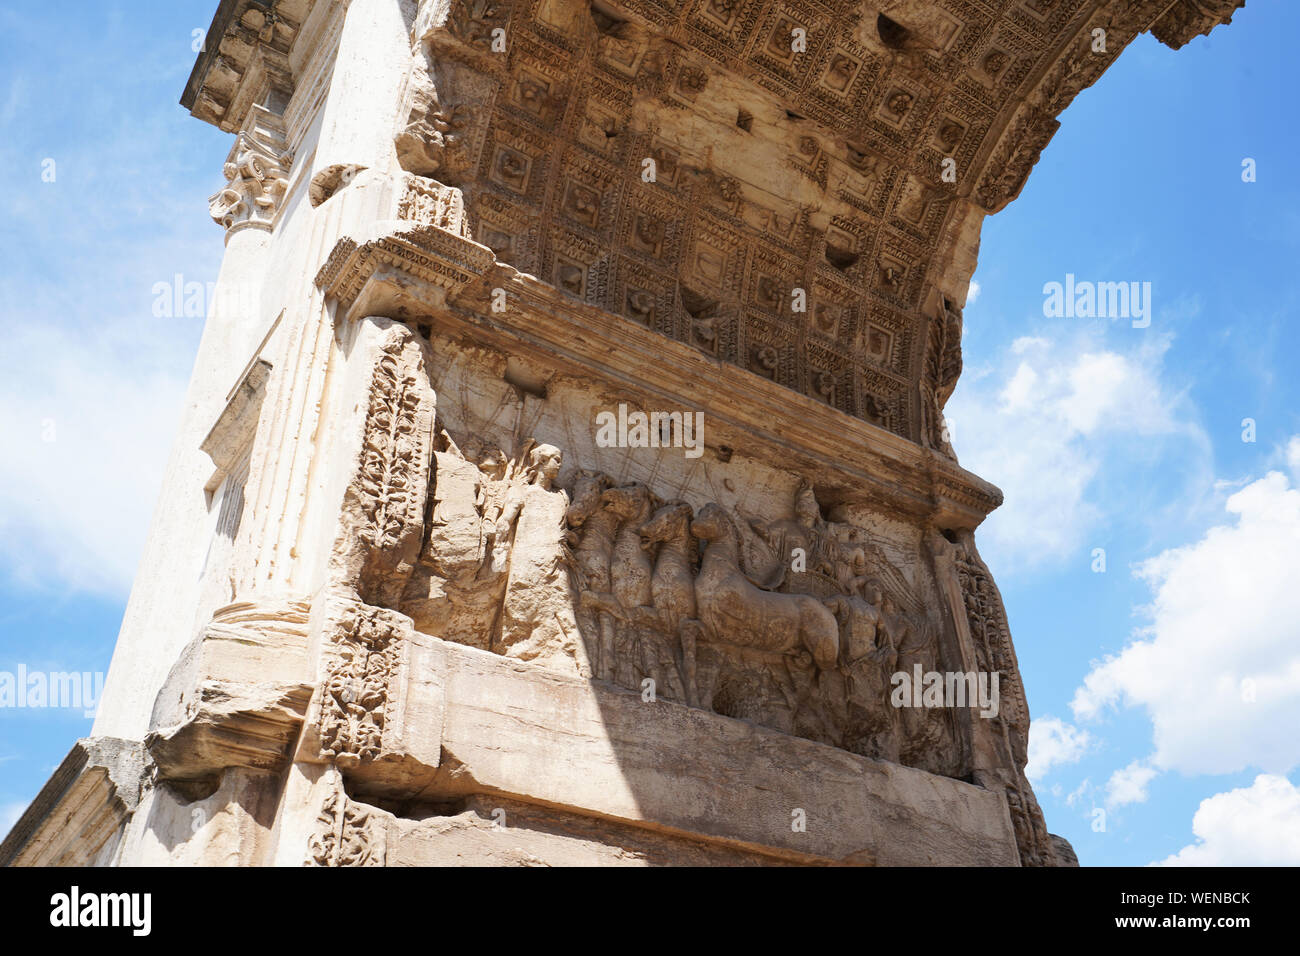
[
  {"xmin": 182, "ymin": 0, "xmax": 311, "ymax": 132},
  {"xmin": 315, "ymin": 219, "xmax": 1005, "ymax": 529}
]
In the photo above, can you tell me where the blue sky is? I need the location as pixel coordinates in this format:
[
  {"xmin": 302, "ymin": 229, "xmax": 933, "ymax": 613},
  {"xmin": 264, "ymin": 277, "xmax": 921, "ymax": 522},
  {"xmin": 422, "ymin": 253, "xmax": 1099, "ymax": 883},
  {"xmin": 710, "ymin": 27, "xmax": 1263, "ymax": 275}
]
[
  {"xmin": 951, "ymin": 3, "xmax": 1300, "ymax": 865},
  {"xmin": 2, "ymin": 1, "xmax": 1298, "ymax": 865},
  {"xmin": 0, "ymin": 0, "xmax": 227, "ymax": 830}
]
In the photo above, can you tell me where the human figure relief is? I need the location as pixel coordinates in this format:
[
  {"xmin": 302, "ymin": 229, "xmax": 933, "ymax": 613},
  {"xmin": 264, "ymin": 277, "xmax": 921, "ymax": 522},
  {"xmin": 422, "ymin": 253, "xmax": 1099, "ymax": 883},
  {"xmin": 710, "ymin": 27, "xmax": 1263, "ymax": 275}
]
[
  {"xmin": 885, "ymin": 591, "xmax": 950, "ymax": 772},
  {"xmin": 495, "ymin": 444, "xmax": 583, "ymax": 666},
  {"xmin": 490, "ymin": 442, "xmax": 562, "ymax": 573},
  {"xmin": 566, "ymin": 471, "xmax": 620, "ymax": 681},
  {"xmin": 743, "ymin": 480, "xmax": 829, "ymax": 589},
  {"xmin": 601, "ymin": 483, "xmax": 658, "ymax": 689},
  {"xmin": 822, "ymin": 587, "xmax": 900, "ymax": 759},
  {"xmin": 465, "ymin": 436, "xmax": 508, "ymax": 547},
  {"xmin": 828, "ymin": 523, "xmax": 873, "ymax": 595},
  {"xmin": 427, "ymin": 431, "xmax": 511, "ymax": 580}
]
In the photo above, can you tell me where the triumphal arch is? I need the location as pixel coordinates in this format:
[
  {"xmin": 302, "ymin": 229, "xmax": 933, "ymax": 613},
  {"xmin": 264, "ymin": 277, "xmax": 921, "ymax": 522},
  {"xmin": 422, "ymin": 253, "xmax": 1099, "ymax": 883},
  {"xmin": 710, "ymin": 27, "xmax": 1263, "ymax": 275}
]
[{"xmin": 2, "ymin": 0, "xmax": 1240, "ymax": 866}]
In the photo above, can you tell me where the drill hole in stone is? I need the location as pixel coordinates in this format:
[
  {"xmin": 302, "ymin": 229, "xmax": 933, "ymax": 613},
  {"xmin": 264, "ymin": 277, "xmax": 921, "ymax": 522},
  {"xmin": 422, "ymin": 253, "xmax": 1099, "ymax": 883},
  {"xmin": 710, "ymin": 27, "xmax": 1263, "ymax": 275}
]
[
  {"xmin": 825, "ymin": 242, "xmax": 860, "ymax": 271},
  {"xmin": 681, "ymin": 286, "xmax": 720, "ymax": 318},
  {"xmin": 590, "ymin": 2, "xmax": 627, "ymax": 35},
  {"xmin": 877, "ymin": 13, "xmax": 910, "ymax": 49}
]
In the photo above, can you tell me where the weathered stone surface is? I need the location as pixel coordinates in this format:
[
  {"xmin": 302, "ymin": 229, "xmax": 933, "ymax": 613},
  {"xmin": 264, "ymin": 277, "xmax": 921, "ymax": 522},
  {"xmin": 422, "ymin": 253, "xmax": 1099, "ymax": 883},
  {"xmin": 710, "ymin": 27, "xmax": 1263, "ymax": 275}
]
[
  {"xmin": 328, "ymin": 316, "xmax": 439, "ymax": 608},
  {"xmin": 1050, "ymin": 832, "xmax": 1081, "ymax": 867},
  {"xmin": 338, "ymin": 621, "xmax": 1021, "ymax": 865},
  {"xmin": 0, "ymin": 738, "xmax": 147, "ymax": 867},
  {"xmin": 146, "ymin": 599, "xmax": 314, "ymax": 781},
  {"xmin": 326, "ymin": 793, "xmax": 844, "ymax": 866},
  {"xmin": 124, "ymin": 766, "xmax": 285, "ymax": 866},
  {"xmin": 6, "ymin": 0, "xmax": 1245, "ymax": 867}
]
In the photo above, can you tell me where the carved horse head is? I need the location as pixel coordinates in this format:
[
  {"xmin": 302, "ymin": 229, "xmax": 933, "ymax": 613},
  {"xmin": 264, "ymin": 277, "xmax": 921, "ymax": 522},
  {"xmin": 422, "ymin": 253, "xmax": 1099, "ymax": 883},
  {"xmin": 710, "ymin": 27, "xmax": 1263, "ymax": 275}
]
[
  {"xmin": 566, "ymin": 470, "xmax": 611, "ymax": 527},
  {"xmin": 600, "ymin": 482, "xmax": 656, "ymax": 524},
  {"xmin": 690, "ymin": 503, "xmax": 740, "ymax": 558},
  {"xmin": 639, "ymin": 500, "xmax": 694, "ymax": 547}
]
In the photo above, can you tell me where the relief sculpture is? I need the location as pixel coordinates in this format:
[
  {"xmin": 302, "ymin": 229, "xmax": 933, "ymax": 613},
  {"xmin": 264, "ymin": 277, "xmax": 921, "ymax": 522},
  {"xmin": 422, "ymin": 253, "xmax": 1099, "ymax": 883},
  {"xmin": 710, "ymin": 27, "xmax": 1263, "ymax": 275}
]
[
  {"xmin": 401, "ymin": 432, "xmax": 963, "ymax": 777},
  {"xmin": 318, "ymin": 604, "xmax": 401, "ymax": 764},
  {"xmin": 402, "ymin": 436, "xmax": 586, "ymax": 672},
  {"xmin": 307, "ymin": 769, "xmax": 385, "ymax": 867}
]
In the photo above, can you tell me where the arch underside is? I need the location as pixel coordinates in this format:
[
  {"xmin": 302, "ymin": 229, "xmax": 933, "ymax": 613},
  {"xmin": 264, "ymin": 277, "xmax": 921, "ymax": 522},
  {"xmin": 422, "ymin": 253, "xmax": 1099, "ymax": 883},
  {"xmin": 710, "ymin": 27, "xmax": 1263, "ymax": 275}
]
[{"xmin": 377, "ymin": 0, "xmax": 1244, "ymax": 451}]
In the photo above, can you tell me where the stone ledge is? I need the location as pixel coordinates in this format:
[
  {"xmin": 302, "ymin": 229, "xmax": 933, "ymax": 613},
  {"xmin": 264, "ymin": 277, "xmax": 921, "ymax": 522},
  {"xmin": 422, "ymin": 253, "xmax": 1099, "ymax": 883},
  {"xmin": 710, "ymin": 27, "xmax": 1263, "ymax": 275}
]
[
  {"xmin": 202, "ymin": 358, "xmax": 272, "ymax": 477},
  {"xmin": 146, "ymin": 599, "xmax": 314, "ymax": 782},
  {"xmin": 181, "ymin": 0, "xmax": 305, "ymax": 132},
  {"xmin": 0, "ymin": 737, "xmax": 146, "ymax": 867},
  {"xmin": 304, "ymin": 623, "xmax": 1022, "ymax": 866}
]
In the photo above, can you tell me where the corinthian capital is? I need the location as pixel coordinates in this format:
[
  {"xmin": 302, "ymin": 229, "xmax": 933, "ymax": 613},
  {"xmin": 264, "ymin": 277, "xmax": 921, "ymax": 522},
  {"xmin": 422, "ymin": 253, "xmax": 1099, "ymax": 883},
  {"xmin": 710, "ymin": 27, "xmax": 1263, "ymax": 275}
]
[{"xmin": 209, "ymin": 105, "xmax": 293, "ymax": 235}]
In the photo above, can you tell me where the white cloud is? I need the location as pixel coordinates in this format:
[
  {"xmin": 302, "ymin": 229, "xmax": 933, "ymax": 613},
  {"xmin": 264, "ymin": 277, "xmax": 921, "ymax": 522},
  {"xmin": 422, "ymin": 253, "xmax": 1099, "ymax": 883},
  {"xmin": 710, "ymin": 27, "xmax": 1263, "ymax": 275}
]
[
  {"xmin": 1072, "ymin": 463, "xmax": 1300, "ymax": 776},
  {"xmin": 0, "ymin": 800, "xmax": 27, "ymax": 835},
  {"xmin": 946, "ymin": 331, "xmax": 1206, "ymax": 570},
  {"xmin": 1155, "ymin": 775, "xmax": 1300, "ymax": 866},
  {"xmin": 998, "ymin": 361, "xmax": 1039, "ymax": 413},
  {"xmin": 1106, "ymin": 759, "xmax": 1158, "ymax": 807},
  {"xmin": 0, "ymin": 318, "xmax": 192, "ymax": 596},
  {"xmin": 1026, "ymin": 716, "xmax": 1092, "ymax": 783},
  {"xmin": 0, "ymin": 63, "xmax": 218, "ymax": 599},
  {"xmin": 966, "ymin": 280, "xmax": 981, "ymax": 304},
  {"xmin": 1010, "ymin": 335, "xmax": 1049, "ymax": 355}
]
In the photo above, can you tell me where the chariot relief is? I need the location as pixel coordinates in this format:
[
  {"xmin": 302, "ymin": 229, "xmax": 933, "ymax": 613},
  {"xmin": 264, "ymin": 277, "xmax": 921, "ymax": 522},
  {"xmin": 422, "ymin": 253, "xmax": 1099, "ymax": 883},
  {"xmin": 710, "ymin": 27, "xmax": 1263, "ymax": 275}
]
[{"xmin": 389, "ymin": 423, "xmax": 964, "ymax": 776}]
